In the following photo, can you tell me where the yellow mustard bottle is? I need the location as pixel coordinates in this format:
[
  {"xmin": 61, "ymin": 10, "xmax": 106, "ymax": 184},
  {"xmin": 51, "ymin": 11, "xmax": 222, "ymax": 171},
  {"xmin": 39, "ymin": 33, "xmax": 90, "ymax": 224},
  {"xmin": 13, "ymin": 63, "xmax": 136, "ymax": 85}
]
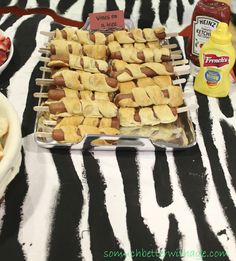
[{"xmin": 194, "ymin": 22, "xmax": 236, "ymax": 97}]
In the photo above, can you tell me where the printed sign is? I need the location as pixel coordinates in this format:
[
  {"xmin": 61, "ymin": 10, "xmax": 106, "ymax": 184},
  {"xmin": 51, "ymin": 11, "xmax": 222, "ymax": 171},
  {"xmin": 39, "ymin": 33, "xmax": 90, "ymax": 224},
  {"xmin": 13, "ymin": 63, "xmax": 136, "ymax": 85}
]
[{"xmin": 89, "ymin": 10, "xmax": 125, "ymax": 30}]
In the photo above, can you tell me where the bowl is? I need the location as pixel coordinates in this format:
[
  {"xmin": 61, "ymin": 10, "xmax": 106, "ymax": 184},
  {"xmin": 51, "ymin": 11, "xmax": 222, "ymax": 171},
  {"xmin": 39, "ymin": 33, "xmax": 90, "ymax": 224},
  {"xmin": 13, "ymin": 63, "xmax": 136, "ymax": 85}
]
[
  {"xmin": 0, "ymin": 29, "xmax": 14, "ymax": 74},
  {"xmin": 0, "ymin": 93, "xmax": 21, "ymax": 198}
]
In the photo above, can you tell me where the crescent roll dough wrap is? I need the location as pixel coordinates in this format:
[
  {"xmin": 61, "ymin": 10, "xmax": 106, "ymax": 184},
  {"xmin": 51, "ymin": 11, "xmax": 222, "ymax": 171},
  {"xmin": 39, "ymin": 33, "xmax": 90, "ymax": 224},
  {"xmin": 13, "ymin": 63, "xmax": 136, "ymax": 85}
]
[
  {"xmin": 82, "ymin": 45, "xmax": 107, "ymax": 60},
  {"xmin": 118, "ymin": 107, "xmax": 161, "ymax": 126},
  {"xmin": 107, "ymin": 27, "xmax": 166, "ymax": 44},
  {"xmin": 69, "ymin": 55, "xmax": 108, "ymax": 73},
  {"xmin": 53, "ymin": 124, "xmax": 120, "ymax": 144},
  {"xmin": 116, "ymin": 62, "xmax": 173, "ymax": 82},
  {"xmin": 54, "ymin": 97, "xmax": 118, "ymax": 118},
  {"xmin": 53, "ymin": 28, "xmax": 107, "ymax": 45},
  {"xmin": 49, "ymin": 88, "xmax": 111, "ymax": 101},
  {"xmin": 53, "ymin": 70, "xmax": 83, "ymax": 90},
  {"xmin": 107, "ymin": 41, "xmax": 122, "ymax": 53},
  {"xmin": 48, "ymin": 40, "xmax": 82, "ymax": 56},
  {"xmin": 74, "ymin": 31, "xmax": 106, "ymax": 45},
  {"xmin": 56, "ymin": 125, "xmax": 83, "ymax": 143},
  {"xmin": 55, "ymin": 116, "xmax": 119, "ymax": 130},
  {"xmin": 107, "ymin": 41, "xmax": 162, "ymax": 53},
  {"xmin": 54, "ymin": 27, "xmax": 77, "ymax": 41},
  {"xmin": 112, "ymin": 47, "xmax": 171, "ymax": 63},
  {"xmin": 52, "ymin": 70, "xmax": 118, "ymax": 92},
  {"xmin": 115, "ymin": 85, "xmax": 183, "ymax": 107},
  {"xmin": 55, "ymin": 116, "xmax": 85, "ymax": 129},
  {"xmin": 48, "ymin": 55, "xmax": 108, "ymax": 73},
  {"xmin": 119, "ymin": 105, "xmax": 177, "ymax": 127},
  {"xmin": 80, "ymin": 72, "xmax": 118, "ymax": 92},
  {"xmin": 153, "ymin": 105, "xmax": 177, "ymax": 124},
  {"xmin": 118, "ymin": 76, "xmax": 174, "ymax": 93}
]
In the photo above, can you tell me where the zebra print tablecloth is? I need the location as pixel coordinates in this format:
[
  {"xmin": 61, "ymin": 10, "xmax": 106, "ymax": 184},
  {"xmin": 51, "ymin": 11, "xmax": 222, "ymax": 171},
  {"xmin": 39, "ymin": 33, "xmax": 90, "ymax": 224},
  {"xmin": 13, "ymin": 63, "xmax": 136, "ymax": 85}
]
[{"xmin": 0, "ymin": 10, "xmax": 236, "ymax": 261}]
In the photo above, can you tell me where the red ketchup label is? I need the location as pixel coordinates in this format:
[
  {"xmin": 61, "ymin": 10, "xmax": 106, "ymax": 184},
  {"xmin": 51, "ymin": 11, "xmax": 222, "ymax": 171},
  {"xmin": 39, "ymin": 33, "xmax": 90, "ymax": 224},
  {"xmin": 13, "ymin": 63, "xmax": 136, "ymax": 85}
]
[{"xmin": 203, "ymin": 54, "xmax": 229, "ymax": 67}]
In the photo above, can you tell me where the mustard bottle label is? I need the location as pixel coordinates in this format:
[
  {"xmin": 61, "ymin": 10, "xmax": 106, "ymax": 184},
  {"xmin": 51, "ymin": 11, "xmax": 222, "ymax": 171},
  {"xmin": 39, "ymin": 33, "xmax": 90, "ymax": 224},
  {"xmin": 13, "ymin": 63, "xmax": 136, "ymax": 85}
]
[
  {"xmin": 203, "ymin": 53, "xmax": 230, "ymax": 87},
  {"xmin": 192, "ymin": 16, "xmax": 219, "ymax": 56}
]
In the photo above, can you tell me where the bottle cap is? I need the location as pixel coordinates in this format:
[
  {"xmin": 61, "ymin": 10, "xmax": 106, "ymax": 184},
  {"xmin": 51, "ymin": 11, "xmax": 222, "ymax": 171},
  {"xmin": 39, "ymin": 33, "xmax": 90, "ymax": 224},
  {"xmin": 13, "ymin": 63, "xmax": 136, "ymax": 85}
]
[{"xmin": 211, "ymin": 22, "xmax": 232, "ymax": 44}]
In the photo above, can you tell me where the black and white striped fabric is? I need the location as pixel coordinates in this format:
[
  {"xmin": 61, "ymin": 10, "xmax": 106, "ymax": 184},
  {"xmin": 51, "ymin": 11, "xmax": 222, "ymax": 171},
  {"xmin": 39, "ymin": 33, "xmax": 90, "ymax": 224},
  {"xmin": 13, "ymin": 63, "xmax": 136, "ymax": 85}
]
[
  {"xmin": 0, "ymin": 0, "xmax": 198, "ymax": 32},
  {"xmin": 0, "ymin": 2, "xmax": 236, "ymax": 261}
]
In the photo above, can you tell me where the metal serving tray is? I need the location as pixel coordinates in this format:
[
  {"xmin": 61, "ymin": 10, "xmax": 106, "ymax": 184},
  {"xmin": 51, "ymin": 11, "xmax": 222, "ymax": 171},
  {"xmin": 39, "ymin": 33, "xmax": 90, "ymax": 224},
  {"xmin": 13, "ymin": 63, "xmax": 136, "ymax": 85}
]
[
  {"xmin": 34, "ymin": 22, "xmax": 197, "ymax": 151},
  {"xmin": 34, "ymin": 109, "xmax": 196, "ymax": 151}
]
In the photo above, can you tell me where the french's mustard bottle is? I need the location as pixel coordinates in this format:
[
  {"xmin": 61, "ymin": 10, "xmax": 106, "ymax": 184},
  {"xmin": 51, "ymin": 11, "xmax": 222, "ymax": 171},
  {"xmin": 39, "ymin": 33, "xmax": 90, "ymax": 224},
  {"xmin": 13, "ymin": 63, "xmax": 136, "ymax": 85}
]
[{"xmin": 194, "ymin": 22, "xmax": 236, "ymax": 97}]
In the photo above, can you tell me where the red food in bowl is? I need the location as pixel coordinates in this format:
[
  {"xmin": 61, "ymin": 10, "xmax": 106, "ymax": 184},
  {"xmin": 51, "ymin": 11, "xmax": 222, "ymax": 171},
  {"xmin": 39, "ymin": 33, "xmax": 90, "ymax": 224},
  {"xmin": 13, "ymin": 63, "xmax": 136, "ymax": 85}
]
[{"xmin": 0, "ymin": 31, "xmax": 11, "ymax": 66}]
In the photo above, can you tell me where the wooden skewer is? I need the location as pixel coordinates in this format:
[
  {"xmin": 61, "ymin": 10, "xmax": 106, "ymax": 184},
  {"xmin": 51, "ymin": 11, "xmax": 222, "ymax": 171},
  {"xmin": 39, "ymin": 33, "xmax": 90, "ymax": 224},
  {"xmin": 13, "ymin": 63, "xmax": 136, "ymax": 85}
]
[
  {"xmin": 171, "ymin": 50, "xmax": 182, "ymax": 55},
  {"xmin": 36, "ymin": 64, "xmax": 189, "ymax": 86},
  {"xmin": 161, "ymin": 43, "xmax": 177, "ymax": 50},
  {"xmin": 40, "ymin": 47, "xmax": 50, "ymax": 51},
  {"xmin": 35, "ymin": 131, "xmax": 53, "ymax": 138},
  {"xmin": 36, "ymin": 78, "xmax": 54, "ymax": 86},
  {"xmin": 40, "ymin": 30, "xmax": 178, "ymax": 39},
  {"xmin": 34, "ymin": 104, "xmax": 190, "ymax": 114},
  {"xmin": 172, "ymin": 59, "xmax": 188, "ymax": 66},
  {"xmin": 171, "ymin": 54, "xmax": 182, "ymax": 60},
  {"xmin": 39, "ymin": 57, "xmax": 187, "ymax": 74},
  {"xmin": 40, "ymin": 66, "xmax": 52, "ymax": 73},
  {"xmin": 40, "ymin": 57, "xmax": 50, "ymax": 63},
  {"xmin": 34, "ymin": 106, "xmax": 49, "ymax": 112},
  {"xmin": 33, "ymin": 77, "xmax": 186, "ymax": 100},
  {"xmin": 43, "ymin": 120, "xmax": 57, "ymax": 126},
  {"xmin": 34, "ymin": 92, "xmax": 48, "ymax": 98},
  {"xmin": 177, "ymin": 106, "xmax": 190, "ymax": 113},
  {"xmin": 174, "ymin": 65, "xmax": 190, "ymax": 76},
  {"xmin": 172, "ymin": 78, "xmax": 186, "ymax": 85},
  {"xmin": 39, "ymin": 48, "xmax": 51, "ymax": 55}
]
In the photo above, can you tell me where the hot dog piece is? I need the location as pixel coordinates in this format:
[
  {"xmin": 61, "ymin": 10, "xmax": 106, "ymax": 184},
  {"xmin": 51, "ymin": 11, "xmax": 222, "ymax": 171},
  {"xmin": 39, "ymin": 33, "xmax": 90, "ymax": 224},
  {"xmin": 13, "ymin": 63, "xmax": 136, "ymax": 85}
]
[
  {"xmin": 48, "ymin": 97, "xmax": 118, "ymax": 118},
  {"xmin": 53, "ymin": 28, "xmax": 107, "ymax": 45},
  {"xmin": 112, "ymin": 62, "xmax": 173, "ymax": 82},
  {"xmin": 52, "ymin": 125, "xmax": 100, "ymax": 143},
  {"xmin": 118, "ymin": 76, "xmax": 175, "ymax": 94},
  {"xmin": 47, "ymin": 42, "xmax": 108, "ymax": 60},
  {"xmin": 48, "ymin": 55, "xmax": 109, "ymax": 74},
  {"xmin": 52, "ymin": 127, "xmax": 79, "ymax": 142},
  {"xmin": 107, "ymin": 27, "xmax": 166, "ymax": 44},
  {"xmin": 54, "ymin": 27, "xmax": 77, "ymax": 41},
  {"xmin": 52, "ymin": 70, "xmax": 118, "ymax": 92},
  {"xmin": 48, "ymin": 40, "xmax": 82, "ymax": 56},
  {"xmin": 74, "ymin": 31, "xmax": 106, "ymax": 45},
  {"xmin": 48, "ymin": 88, "xmax": 113, "ymax": 101},
  {"xmin": 114, "ymin": 85, "xmax": 182, "ymax": 107},
  {"xmin": 48, "ymin": 89, "xmax": 67, "ymax": 100},
  {"xmin": 52, "ymin": 124, "xmax": 120, "ymax": 143},
  {"xmin": 55, "ymin": 116, "xmax": 120, "ymax": 129},
  {"xmin": 110, "ymin": 48, "xmax": 171, "ymax": 63},
  {"xmin": 49, "ymin": 102, "xmax": 67, "ymax": 115},
  {"xmin": 119, "ymin": 105, "xmax": 178, "ymax": 127}
]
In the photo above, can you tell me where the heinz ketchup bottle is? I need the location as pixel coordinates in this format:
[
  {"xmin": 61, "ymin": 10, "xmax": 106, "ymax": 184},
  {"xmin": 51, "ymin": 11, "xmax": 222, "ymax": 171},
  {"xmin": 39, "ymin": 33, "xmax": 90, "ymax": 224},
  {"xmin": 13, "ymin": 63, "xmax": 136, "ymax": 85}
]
[{"xmin": 188, "ymin": 0, "xmax": 231, "ymax": 75}]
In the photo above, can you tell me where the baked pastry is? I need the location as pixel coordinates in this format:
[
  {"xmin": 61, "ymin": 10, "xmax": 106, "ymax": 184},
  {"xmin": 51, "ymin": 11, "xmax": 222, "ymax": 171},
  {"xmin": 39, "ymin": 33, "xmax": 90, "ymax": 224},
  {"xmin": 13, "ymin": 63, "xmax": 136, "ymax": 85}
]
[
  {"xmin": 47, "ymin": 39, "xmax": 82, "ymax": 56},
  {"xmin": 47, "ymin": 54, "xmax": 109, "ymax": 73},
  {"xmin": 48, "ymin": 97, "xmax": 118, "ymax": 118},
  {"xmin": 107, "ymin": 27, "xmax": 166, "ymax": 44},
  {"xmin": 52, "ymin": 70, "xmax": 118, "ymax": 92},
  {"xmin": 119, "ymin": 105, "xmax": 178, "ymax": 127}
]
